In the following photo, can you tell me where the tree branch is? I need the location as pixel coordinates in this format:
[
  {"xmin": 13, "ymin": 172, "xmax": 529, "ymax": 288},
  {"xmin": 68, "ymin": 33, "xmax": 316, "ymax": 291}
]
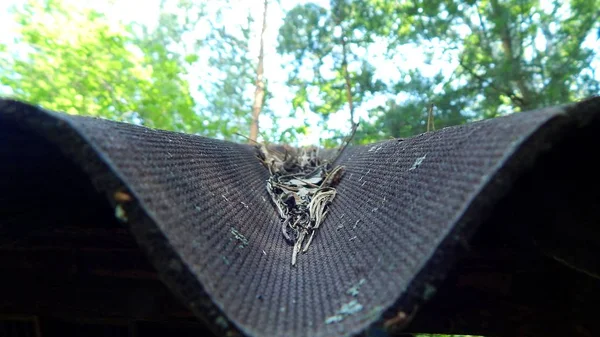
[
  {"xmin": 249, "ymin": 0, "xmax": 268, "ymax": 142},
  {"xmin": 341, "ymin": 36, "xmax": 354, "ymax": 125},
  {"xmin": 426, "ymin": 103, "xmax": 435, "ymax": 132},
  {"xmin": 490, "ymin": 0, "xmax": 533, "ymax": 109},
  {"xmin": 334, "ymin": 1, "xmax": 356, "ymax": 130}
]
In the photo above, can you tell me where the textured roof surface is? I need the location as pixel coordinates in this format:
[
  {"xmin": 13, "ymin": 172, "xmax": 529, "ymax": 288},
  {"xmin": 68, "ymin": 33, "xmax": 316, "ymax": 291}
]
[{"xmin": 1, "ymin": 97, "xmax": 599, "ymax": 337}]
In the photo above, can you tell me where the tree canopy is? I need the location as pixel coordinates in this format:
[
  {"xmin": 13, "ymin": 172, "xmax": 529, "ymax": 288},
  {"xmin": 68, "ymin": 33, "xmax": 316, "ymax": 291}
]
[
  {"xmin": 0, "ymin": 0, "xmax": 200, "ymax": 132},
  {"xmin": 1, "ymin": 0, "xmax": 598, "ymax": 146}
]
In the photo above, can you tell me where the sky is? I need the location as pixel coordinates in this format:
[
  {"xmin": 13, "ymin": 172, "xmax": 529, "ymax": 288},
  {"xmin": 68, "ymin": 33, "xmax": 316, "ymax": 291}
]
[{"xmin": 1, "ymin": 0, "xmax": 598, "ymax": 145}]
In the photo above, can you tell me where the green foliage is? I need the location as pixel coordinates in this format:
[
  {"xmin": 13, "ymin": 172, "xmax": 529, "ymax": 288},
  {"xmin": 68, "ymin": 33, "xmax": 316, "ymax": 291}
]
[
  {"xmin": 278, "ymin": 1, "xmax": 385, "ymax": 130},
  {"xmin": 1, "ymin": 0, "xmax": 598, "ymax": 146},
  {"xmin": 279, "ymin": 0, "xmax": 600, "ymax": 144},
  {"xmin": 148, "ymin": 0, "xmax": 289, "ymax": 143},
  {"xmin": 0, "ymin": 0, "xmax": 200, "ymax": 133},
  {"xmin": 367, "ymin": 0, "xmax": 600, "ymax": 112}
]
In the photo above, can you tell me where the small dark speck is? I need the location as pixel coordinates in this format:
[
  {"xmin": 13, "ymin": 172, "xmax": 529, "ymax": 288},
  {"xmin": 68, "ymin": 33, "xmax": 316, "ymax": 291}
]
[
  {"xmin": 396, "ymin": 138, "xmax": 405, "ymax": 142},
  {"xmin": 257, "ymin": 295, "xmax": 263, "ymax": 301}
]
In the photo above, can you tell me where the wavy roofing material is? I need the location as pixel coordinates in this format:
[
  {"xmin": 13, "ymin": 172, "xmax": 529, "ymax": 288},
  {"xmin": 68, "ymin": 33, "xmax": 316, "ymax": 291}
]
[{"xmin": 1, "ymin": 97, "xmax": 599, "ymax": 337}]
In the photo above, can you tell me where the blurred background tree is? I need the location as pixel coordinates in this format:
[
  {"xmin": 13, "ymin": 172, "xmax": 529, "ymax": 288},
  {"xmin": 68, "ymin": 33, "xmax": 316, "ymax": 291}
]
[
  {"xmin": 279, "ymin": 0, "xmax": 600, "ymax": 144},
  {"xmin": 0, "ymin": 0, "xmax": 598, "ymax": 146},
  {"xmin": 0, "ymin": 0, "xmax": 202, "ymax": 132}
]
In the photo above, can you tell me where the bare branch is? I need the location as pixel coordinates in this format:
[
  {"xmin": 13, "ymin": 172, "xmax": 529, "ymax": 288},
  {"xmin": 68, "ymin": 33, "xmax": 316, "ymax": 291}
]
[
  {"xmin": 333, "ymin": 0, "xmax": 356, "ymax": 130},
  {"xmin": 249, "ymin": 0, "xmax": 268, "ymax": 142},
  {"xmin": 426, "ymin": 103, "xmax": 436, "ymax": 132}
]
